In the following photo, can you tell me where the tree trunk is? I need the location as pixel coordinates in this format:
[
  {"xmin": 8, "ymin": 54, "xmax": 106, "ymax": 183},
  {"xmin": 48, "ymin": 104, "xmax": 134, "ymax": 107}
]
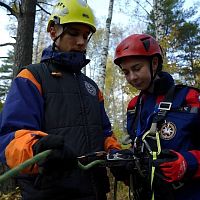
[
  {"xmin": 33, "ymin": 11, "xmax": 45, "ymax": 63},
  {"xmin": 14, "ymin": 0, "xmax": 37, "ymax": 77},
  {"xmin": 153, "ymin": 0, "xmax": 165, "ymax": 41},
  {"xmin": 97, "ymin": 0, "xmax": 114, "ymax": 92}
]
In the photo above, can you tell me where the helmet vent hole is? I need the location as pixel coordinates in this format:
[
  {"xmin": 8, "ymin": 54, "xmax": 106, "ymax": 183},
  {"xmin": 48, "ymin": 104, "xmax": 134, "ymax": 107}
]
[
  {"xmin": 82, "ymin": 13, "xmax": 89, "ymax": 19},
  {"xmin": 53, "ymin": 16, "xmax": 60, "ymax": 24},
  {"xmin": 141, "ymin": 38, "xmax": 150, "ymax": 52},
  {"xmin": 123, "ymin": 46, "xmax": 129, "ymax": 51}
]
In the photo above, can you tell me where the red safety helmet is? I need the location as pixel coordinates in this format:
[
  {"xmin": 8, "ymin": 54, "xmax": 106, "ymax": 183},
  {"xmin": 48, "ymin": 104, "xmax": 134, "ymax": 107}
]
[{"xmin": 114, "ymin": 34, "xmax": 163, "ymax": 67}]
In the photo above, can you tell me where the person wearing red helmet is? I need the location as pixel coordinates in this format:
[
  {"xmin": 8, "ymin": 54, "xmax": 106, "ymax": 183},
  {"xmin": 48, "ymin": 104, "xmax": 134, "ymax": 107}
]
[
  {"xmin": 114, "ymin": 34, "xmax": 163, "ymax": 92},
  {"xmin": 114, "ymin": 34, "xmax": 200, "ymax": 200}
]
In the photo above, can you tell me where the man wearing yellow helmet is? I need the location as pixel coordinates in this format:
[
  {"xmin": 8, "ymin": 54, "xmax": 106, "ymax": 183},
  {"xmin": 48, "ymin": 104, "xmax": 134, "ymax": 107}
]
[{"xmin": 0, "ymin": 0, "xmax": 121, "ymax": 199}]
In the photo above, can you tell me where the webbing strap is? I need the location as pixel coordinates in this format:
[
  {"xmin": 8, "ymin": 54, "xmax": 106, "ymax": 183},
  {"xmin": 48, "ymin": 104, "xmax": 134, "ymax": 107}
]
[
  {"xmin": 142, "ymin": 131, "xmax": 161, "ymax": 155},
  {"xmin": 142, "ymin": 131, "xmax": 161, "ymax": 200},
  {"xmin": 150, "ymin": 152, "xmax": 157, "ymax": 200}
]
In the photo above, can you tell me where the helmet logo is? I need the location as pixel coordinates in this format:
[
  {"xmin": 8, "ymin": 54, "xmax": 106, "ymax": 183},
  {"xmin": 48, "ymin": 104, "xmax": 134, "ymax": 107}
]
[
  {"xmin": 160, "ymin": 121, "xmax": 176, "ymax": 140},
  {"xmin": 52, "ymin": 3, "xmax": 69, "ymax": 17},
  {"xmin": 84, "ymin": 81, "xmax": 96, "ymax": 96}
]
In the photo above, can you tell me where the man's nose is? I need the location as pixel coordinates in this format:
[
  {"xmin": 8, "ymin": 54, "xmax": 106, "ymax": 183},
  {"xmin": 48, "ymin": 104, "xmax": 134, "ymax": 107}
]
[
  {"xmin": 76, "ymin": 35, "xmax": 86, "ymax": 45},
  {"xmin": 129, "ymin": 71, "xmax": 137, "ymax": 81}
]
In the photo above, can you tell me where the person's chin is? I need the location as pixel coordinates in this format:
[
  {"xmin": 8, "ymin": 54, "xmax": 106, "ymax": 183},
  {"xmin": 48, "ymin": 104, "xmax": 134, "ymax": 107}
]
[
  {"xmin": 134, "ymin": 83, "xmax": 143, "ymax": 90},
  {"xmin": 70, "ymin": 49, "xmax": 84, "ymax": 53}
]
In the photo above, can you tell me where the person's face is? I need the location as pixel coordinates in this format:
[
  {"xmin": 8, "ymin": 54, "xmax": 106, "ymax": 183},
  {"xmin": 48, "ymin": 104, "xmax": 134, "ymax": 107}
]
[
  {"xmin": 120, "ymin": 56, "xmax": 158, "ymax": 91},
  {"xmin": 50, "ymin": 23, "xmax": 91, "ymax": 52}
]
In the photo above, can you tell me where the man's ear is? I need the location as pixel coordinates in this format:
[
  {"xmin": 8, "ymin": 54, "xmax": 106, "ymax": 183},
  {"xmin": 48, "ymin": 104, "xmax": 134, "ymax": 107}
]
[
  {"xmin": 152, "ymin": 56, "xmax": 159, "ymax": 73},
  {"xmin": 49, "ymin": 26, "xmax": 57, "ymax": 40}
]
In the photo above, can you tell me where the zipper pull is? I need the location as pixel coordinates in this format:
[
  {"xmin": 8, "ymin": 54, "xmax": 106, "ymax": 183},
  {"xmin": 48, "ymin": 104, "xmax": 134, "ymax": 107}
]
[{"xmin": 51, "ymin": 71, "xmax": 62, "ymax": 77}]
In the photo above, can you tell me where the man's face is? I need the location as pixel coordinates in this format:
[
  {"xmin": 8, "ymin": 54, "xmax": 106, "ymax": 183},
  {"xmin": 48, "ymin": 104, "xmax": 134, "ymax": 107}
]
[
  {"xmin": 120, "ymin": 57, "xmax": 158, "ymax": 91},
  {"xmin": 50, "ymin": 23, "xmax": 91, "ymax": 52}
]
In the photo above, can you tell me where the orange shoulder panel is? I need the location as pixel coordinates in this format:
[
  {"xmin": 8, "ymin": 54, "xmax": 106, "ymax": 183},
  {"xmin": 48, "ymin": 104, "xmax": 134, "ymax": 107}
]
[
  {"xmin": 98, "ymin": 90, "xmax": 104, "ymax": 102},
  {"xmin": 17, "ymin": 69, "xmax": 42, "ymax": 94},
  {"xmin": 5, "ymin": 130, "xmax": 47, "ymax": 174},
  {"xmin": 104, "ymin": 134, "xmax": 121, "ymax": 152}
]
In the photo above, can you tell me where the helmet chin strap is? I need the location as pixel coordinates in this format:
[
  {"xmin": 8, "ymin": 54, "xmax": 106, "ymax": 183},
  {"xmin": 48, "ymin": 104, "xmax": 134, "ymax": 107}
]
[
  {"xmin": 52, "ymin": 26, "xmax": 66, "ymax": 51},
  {"xmin": 145, "ymin": 60, "xmax": 158, "ymax": 93},
  {"xmin": 87, "ymin": 32, "xmax": 93, "ymax": 43}
]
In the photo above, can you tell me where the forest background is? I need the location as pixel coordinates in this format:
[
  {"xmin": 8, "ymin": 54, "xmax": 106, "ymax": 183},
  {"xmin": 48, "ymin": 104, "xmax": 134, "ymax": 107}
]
[{"xmin": 0, "ymin": 0, "xmax": 199, "ymax": 199}]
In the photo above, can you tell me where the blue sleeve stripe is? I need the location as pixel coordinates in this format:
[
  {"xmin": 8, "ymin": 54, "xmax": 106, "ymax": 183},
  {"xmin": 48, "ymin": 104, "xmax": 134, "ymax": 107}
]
[
  {"xmin": 1, "ymin": 77, "xmax": 44, "ymax": 135},
  {"xmin": 0, "ymin": 132, "xmax": 15, "ymax": 163},
  {"xmin": 181, "ymin": 151, "xmax": 198, "ymax": 178},
  {"xmin": 0, "ymin": 77, "xmax": 44, "ymax": 164}
]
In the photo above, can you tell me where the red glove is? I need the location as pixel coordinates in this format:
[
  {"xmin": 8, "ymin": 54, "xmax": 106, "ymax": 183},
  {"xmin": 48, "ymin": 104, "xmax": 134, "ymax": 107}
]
[{"xmin": 153, "ymin": 149, "xmax": 187, "ymax": 182}]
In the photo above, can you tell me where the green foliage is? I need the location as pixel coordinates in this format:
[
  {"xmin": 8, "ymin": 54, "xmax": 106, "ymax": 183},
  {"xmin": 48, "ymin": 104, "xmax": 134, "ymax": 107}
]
[
  {"xmin": 146, "ymin": 0, "xmax": 200, "ymax": 86},
  {"xmin": 104, "ymin": 60, "xmax": 121, "ymax": 131},
  {"xmin": 147, "ymin": 0, "xmax": 191, "ymax": 37},
  {"xmin": 0, "ymin": 50, "xmax": 14, "ymax": 100},
  {"xmin": 174, "ymin": 22, "xmax": 200, "ymax": 86}
]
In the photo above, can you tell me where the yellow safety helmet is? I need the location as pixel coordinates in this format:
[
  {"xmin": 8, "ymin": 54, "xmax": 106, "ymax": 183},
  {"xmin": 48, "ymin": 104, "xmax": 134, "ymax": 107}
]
[{"xmin": 47, "ymin": 0, "xmax": 96, "ymax": 33}]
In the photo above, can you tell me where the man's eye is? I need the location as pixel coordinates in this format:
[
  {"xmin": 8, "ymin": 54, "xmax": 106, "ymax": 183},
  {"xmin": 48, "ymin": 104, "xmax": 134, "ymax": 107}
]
[
  {"xmin": 67, "ymin": 31, "xmax": 79, "ymax": 36},
  {"xmin": 67, "ymin": 31, "xmax": 89, "ymax": 40},
  {"xmin": 123, "ymin": 71, "xmax": 129, "ymax": 76},
  {"xmin": 134, "ymin": 67, "xmax": 140, "ymax": 71},
  {"xmin": 133, "ymin": 65, "xmax": 142, "ymax": 71}
]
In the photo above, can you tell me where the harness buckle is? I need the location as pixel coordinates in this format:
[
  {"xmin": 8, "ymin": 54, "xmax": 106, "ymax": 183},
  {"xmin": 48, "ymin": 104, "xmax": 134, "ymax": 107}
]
[
  {"xmin": 158, "ymin": 102, "xmax": 172, "ymax": 111},
  {"xmin": 172, "ymin": 181, "xmax": 184, "ymax": 190}
]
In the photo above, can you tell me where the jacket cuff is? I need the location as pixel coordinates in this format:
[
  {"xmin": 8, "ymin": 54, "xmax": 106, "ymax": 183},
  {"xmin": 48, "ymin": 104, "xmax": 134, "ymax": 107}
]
[{"xmin": 181, "ymin": 151, "xmax": 198, "ymax": 178}]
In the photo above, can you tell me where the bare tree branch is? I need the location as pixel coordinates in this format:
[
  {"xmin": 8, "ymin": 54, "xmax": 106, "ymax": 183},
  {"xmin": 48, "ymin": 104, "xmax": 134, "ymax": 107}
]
[
  {"xmin": 146, "ymin": 0, "xmax": 152, "ymax": 7},
  {"xmin": 133, "ymin": 0, "xmax": 150, "ymax": 15},
  {"xmin": 37, "ymin": 2, "xmax": 54, "ymax": 6},
  {"xmin": 36, "ymin": 3, "xmax": 51, "ymax": 15},
  {"xmin": 0, "ymin": 1, "xmax": 18, "ymax": 18},
  {"xmin": 11, "ymin": 36, "xmax": 16, "ymax": 40},
  {"xmin": 0, "ymin": 43, "xmax": 15, "ymax": 47},
  {"xmin": 0, "ymin": 57, "xmax": 9, "ymax": 59}
]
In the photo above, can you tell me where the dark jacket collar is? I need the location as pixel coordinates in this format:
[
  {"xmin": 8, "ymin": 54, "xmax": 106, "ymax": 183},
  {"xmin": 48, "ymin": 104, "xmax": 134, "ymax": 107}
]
[
  {"xmin": 144, "ymin": 71, "xmax": 175, "ymax": 95},
  {"xmin": 40, "ymin": 46, "xmax": 90, "ymax": 73}
]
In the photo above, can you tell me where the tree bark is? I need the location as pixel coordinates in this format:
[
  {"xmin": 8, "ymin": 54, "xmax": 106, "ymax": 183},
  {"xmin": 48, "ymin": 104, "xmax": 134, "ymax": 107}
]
[
  {"xmin": 153, "ymin": 0, "xmax": 165, "ymax": 41},
  {"xmin": 97, "ymin": 0, "xmax": 114, "ymax": 92},
  {"xmin": 14, "ymin": 0, "xmax": 37, "ymax": 77}
]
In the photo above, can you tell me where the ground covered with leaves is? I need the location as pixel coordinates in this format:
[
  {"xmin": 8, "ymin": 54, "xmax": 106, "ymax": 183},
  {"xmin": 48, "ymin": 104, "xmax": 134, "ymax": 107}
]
[
  {"xmin": 0, "ymin": 182, "xmax": 129, "ymax": 200},
  {"xmin": 0, "ymin": 187, "xmax": 21, "ymax": 200},
  {"xmin": 0, "ymin": 171, "xmax": 129, "ymax": 200}
]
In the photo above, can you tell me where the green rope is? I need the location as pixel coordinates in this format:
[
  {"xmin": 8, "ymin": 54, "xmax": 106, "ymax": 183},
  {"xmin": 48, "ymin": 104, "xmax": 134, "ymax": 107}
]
[
  {"xmin": 78, "ymin": 160, "xmax": 105, "ymax": 170},
  {"xmin": 0, "ymin": 150, "xmax": 106, "ymax": 184},
  {"xmin": 0, "ymin": 150, "xmax": 51, "ymax": 184}
]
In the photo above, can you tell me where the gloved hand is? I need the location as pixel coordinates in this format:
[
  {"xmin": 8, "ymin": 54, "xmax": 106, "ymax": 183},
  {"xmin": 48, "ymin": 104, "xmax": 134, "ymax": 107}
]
[
  {"xmin": 153, "ymin": 149, "xmax": 187, "ymax": 182},
  {"xmin": 109, "ymin": 149, "xmax": 134, "ymax": 182},
  {"xmin": 33, "ymin": 135, "xmax": 77, "ymax": 176}
]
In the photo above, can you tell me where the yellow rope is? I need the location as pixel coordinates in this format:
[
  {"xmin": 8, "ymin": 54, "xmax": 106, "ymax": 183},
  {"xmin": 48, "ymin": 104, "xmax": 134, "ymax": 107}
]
[{"xmin": 142, "ymin": 130, "xmax": 161, "ymax": 200}]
